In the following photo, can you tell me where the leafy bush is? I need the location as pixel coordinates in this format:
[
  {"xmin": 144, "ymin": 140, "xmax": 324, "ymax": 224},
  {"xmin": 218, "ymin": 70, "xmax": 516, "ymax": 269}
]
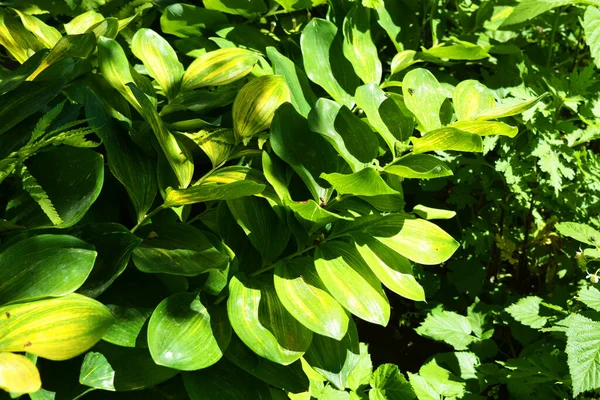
[{"xmin": 0, "ymin": 0, "xmax": 600, "ymax": 399}]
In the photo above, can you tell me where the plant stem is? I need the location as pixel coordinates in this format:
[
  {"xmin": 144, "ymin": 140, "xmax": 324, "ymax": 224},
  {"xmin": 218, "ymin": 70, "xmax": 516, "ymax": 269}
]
[
  {"xmin": 546, "ymin": 7, "xmax": 562, "ymax": 68},
  {"xmin": 131, "ymin": 205, "xmax": 165, "ymax": 233}
]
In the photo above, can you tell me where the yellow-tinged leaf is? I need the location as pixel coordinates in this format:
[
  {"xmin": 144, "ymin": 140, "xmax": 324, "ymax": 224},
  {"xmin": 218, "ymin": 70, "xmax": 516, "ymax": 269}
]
[
  {"xmin": 450, "ymin": 120, "xmax": 518, "ymax": 138},
  {"xmin": 181, "ymin": 48, "xmax": 259, "ymax": 91},
  {"xmin": 64, "ymin": 11, "xmax": 104, "ymax": 34},
  {"xmin": 452, "ymin": 80, "xmax": 496, "ymax": 121},
  {"xmin": 0, "ymin": 353, "xmax": 41, "ymax": 394},
  {"xmin": 13, "ymin": 9, "xmax": 61, "ymax": 48},
  {"xmin": 0, "ymin": 9, "xmax": 45, "ymax": 63},
  {"xmin": 0, "ymin": 294, "xmax": 114, "ymax": 360},
  {"xmin": 475, "ymin": 93, "xmax": 549, "ymax": 121},
  {"xmin": 97, "ymin": 36, "xmax": 139, "ymax": 110},
  {"xmin": 27, "ymin": 33, "xmax": 96, "ymax": 80},
  {"xmin": 233, "ymin": 75, "xmax": 291, "ymax": 144}
]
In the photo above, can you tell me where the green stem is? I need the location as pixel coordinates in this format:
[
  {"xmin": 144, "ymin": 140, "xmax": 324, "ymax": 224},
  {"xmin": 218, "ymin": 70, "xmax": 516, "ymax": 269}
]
[
  {"xmin": 546, "ymin": 7, "xmax": 562, "ymax": 68},
  {"xmin": 131, "ymin": 205, "xmax": 165, "ymax": 233}
]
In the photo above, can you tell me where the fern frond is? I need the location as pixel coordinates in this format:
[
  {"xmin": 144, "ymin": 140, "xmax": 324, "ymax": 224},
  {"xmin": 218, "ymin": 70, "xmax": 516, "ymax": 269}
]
[
  {"xmin": 39, "ymin": 126, "xmax": 99, "ymax": 148},
  {"xmin": 29, "ymin": 101, "xmax": 65, "ymax": 144},
  {"xmin": 19, "ymin": 165, "xmax": 63, "ymax": 225}
]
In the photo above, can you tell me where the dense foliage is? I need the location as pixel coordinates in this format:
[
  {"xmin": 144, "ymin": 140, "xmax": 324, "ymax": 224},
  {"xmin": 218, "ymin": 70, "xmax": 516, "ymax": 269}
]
[{"xmin": 1, "ymin": 0, "xmax": 600, "ymax": 399}]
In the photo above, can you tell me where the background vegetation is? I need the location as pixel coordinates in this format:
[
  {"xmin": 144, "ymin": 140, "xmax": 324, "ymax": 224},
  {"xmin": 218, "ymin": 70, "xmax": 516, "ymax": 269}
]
[{"xmin": 1, "ymin": 0, "xmax": 600, "ymax": 399}]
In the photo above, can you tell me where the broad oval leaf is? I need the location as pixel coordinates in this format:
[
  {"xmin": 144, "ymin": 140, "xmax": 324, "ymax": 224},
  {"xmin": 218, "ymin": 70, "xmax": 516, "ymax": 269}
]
[
  {"xmin": 423, "ymin": 42, "xmax": 489, "ymax": 61},
  {"xmin": 148, "ymin": 293, "xmax": 231, "ymax": 370},
  {"xmin": 501, "ymin": 0, "xmax": 569, "ymax": 27},
  {"xmin": 321, "ymin": 168, "xmax": 401, "ymax": 197},
  {"xmin": 385, "ymin": 154, "xmax": 453, "ymax": 179},
  {"xmin": 274, "ymin": 257, "xmax": 349, "ymax": 340},
  {"xmin": 227, "ymin": 275, "xmax": 313, "ymax": 365},
  {"xmin": 0, "ymin": 352, "xmax": 41, "ymax": 394},
  {"xmin": 64, "ymin": 11, "xmax": 103, "ymax": 34},
  {"xmin": 402, "ymin": 68, "xmax": 446, "ymax": 133},
  {"xmin": 353, "ymin": 233, "xmax": 425, "ymax": 302},
  {"xmin": 304, "ymin": 320, "xmax": 360, "ymax": 390},
  {"xmin": 314, "ymin": 241, "xmax": 390, "ymax": 326},
  {"xmin": 0, "ymin": 294, "xmax": 114, "ymax": 360},
  {"xmin": 102, "ymin": 305, "xmax": 152, "ymax": 348},
  {"xmin": 342, "ymin": 3, "xmax": 381, "ymax": 84},
  {"xmin": 452, "ymin": 80, "xmax": 496, "ymax": 121},
  {"xmin": 301, "ymin": 18, "xmax": 359, "ymax": 108},
  {"xmin": 132, "ymin": 28, "xmax": 184, "ymax": 101},
  {"xmin": 132, "ymin": 223, "xmax": 230, "ymax": 276},
  {"xmin": 410, "ymin": 127, "xmax": 483, "ymax": 154},
  {"xmin": 0, "ymin": 234, "xmax": 96, "ymax": 305},
  {"xmin": 233, "ymin": 75, "xmax": 290, "ymax": 145},
  {"xmin": 181, "ymin": 48, "xmax": 259, "ymax": 91},
  {"xmin": 161, "ymin": 3, "xmax": 229, "ymax": 38}
]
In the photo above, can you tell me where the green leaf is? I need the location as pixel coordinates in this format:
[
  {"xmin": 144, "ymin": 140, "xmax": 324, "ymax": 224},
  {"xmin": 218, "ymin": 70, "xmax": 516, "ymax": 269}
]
[
  {"xmin": 270, "ymin": 103, "xmax": 341, "ymax": 203},
  {"xmin": 402, "ymin": 68, "xmax": 446, "ymax": 132},
  {"xmin": 415, "ymin": 306, "xmax": 475, "ymax": 350},
  {"xmin": 342, "ymin": 3, "xmax": 381, "ymax": 84},
  {"xmin": 164, "ymin": 177, "xmax": 266, "ymax": 207},
  {"xmin": 27, "ymin": 33, "xmax": 96, "ymax": 80},
  {"xmin": 161, "ymin": 4, "xmax": 229, "ymax": 38},
  {"xmin": 13, "ymin": 9, "xmax": 61, "ymax": 48},
  {"xmin": 410, "ymin": 127, "xmax": 483, "ymax": 154},
  {"xmin": 0, "ymin": 234, "xmax": 95, "ymax": 305},
  {"xmin": 202, "ymin": 0, "xmax": 267, "ymax": 17},
  {"xmin": 354, "ymin": 234, "xmax": 425, "ymax": 302},
  {"xmin": 384, "ymin": 154, "xmax": 453, "ymax": 179},
  {"xmin": 19, "ymin": 164, "xmax": 62, "ymax": 225},
  {"xmin": 96, "ymin": 36, "xmax": 139, "ymax": 108},
  {"xmin": 148, "ymin": 293, "xmax": 231, "ymax": 370},
  {"xmin": 274, "ymin": 0, "xmax": 311, "ymax": 11},
  {"xmin": 183, "ymin": 359, "xmax": 272, "ymax": 399},
  {"xmin": 233, "ymin": 75, "xmax": 291, "ymax": 145},
  {"xmin": 412, "ymin": 205, "xmax": 456, "ymax": 220},
  {"xmin": 0, "ymin": 294, "xmax": 114, "ymax": 360},
  {"xmin": 369, "ymin": 0, "xmax": 419, "ymax": 52},
  {"xmin": 561, "ymin": 313, "xmax": 600, "ymax": 396},
  {"xmin": 267, "ymin": 46, "xmax": 317, "ymax": 118},
  {"xmin": 314, "ymin": 241, "xmax": 390, "ymax": 326},
  {"xmin": 228, "ymin": 275, "xmax": 313, "ymax": 365},
  {"xmin": 355, "ymin": 83, "xmax": 412, "ymax": 152},
  {"xmin": 132, "ymin": 223, "xmax": 230, "ymax": 276},
  {"xmin": 161, "ymin": 88, "xmax": 237, "ymax": 116},
  {"xmin": 132, "ymin": 29, "xmax": 183, "ymax": 101},
  {"xmin": 79, "ymin": 341, "xmax": 178, "ymax": 391},
  {"xmin": 506, "ymin": 296, "xmax": 548, "ymax": 329},
  {"xmin": 64, "ymin": 10, "xmax": 103, "ymax": 34},
  {"xmin": 225, "ymin": 335, "xmax": 309, "ymax": 393},
  {"xmin": 347, "ymin": 343, "xmax": 373, "ymax": 391},
  {"xmin": 274, "ymin": 257, "xmax": 350, "ymax": 340},
  {"xmin": 450, "ymin": 120, "xmax": 518, "ymax": 138},
  {"xmin": 391, "ymin": 50, "xmax": 418, "ymax": 74},
  {"xmin": 423, "ymin": 42, "xmax": 489, "ymax": 60},
  {"xmin": 322, "ymin": 168, "xmax": 401, "ymax": 197},
  {"xmin": 452, "ymin": 80, "xmax": 496, "ymax": 121},
  {"xmin": 474, "ymin": 93, "xmax": 548, "ymax": 121},
  {"xmin": 0, "ymin": 8, "xmax": 45, "ymax": 63},
  {"xmin": 369, "ymin": 364, "xmax": 415, "ymax": 400},
  {"xmin": 578, "ymin": 285, "xmax": 600, "ymax": 311},
  {"xmin": 6, "ymin": 147, "xmax": 104, "ymax": 229},
  {"xmin": 181, "ymin": 48, "xmax": 259, "ymax": 91},
  {"xmin": 501, "ymin": 0, "xmax": 570, "ymax": 27},
  {"xmin": 102, "ymin": 305, "xmax": 152, "ymax": 348},
  {"xmin": 556, "ymin": 222, "xmax": 600, "ymax": 246},
  {"xmin": 301, "ymin": 18, "xmax": 359, "ymax": 108},
  {"xmin": 0, "ymin": 353, "xmax": 41, "ymax": 394},
  {"xmin": 408, "ymin": 359, "xmax": 465, "ymax": 399},
  {"xmin": 584, "ymin": 6, "xmax": 600, "ymax": 69},
  {"xmin": 308, "ymin": 98, "xmax": 379, "ymax": 170},
  {"xmin": 304, "ymin": 320, "xmax": 360, "ymax": 390},
  {"xmin": 227, "ymin": 196, "xmax": 291, "ymax": 265}
]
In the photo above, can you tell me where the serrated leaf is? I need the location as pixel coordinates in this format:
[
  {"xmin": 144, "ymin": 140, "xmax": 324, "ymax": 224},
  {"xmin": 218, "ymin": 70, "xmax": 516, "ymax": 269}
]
[
  {"xmin": 233, "ymin": 75, "xmax": 290, "ymax": 145},
  {"xmin": 578, "ymin": 285, "xmax": 600, "ymax": 311},
  {"xmin": 181, "ymin": 48, "xmax": 259, "ymax": 91},
  {"xmin": 347, "ymin": 343, "xmax": 373, "ymax": 391},
  {"xmin": 556, "ymin": 222, "xmax": 600, "ymax": 246},
  {"xmin": 415, "ymin": 307, "xmax": 475, "ymax": 350},
  {"xmin": 228, "ymin": 275, "xmax": 313, "ymax": 365},
  {"xmin": 385, "ymin": 154, "xmax": 453, "ymax": 179},
  {"xmin": 402, "ymin": 68, "xmax": 446, "ymax": 132},
  {"xmin": 19, "ymin": 164, "xmax": 62, "ymax": 225},
  {"xmin": 562, "ymin": 313, "xmax": 600, "ymax": 396},
  {"xmin": 0, "ymin": 353, "xmax": 41, "ymax": 394},
  {"xmin": 506, "ymin": 296, "xmax": 548, "ymax": 329},
  {"xmin": 0, "ymin": 294, "xmax": 114, "ymax": 360},
  {"xmin": 314, "ymin": 241, "xmax": 390, "ymax": 326},
  {"xmin": 369, "ymin": 364, "xmax": 414, "ymax": 400},
  {"xmin": 342, "ymin": 3, "xmax": 381, "ymax": 84},
  {"xmin": 274, "ymin": 257, "xmax": 349, "ymax": 340},
  {"xmin": 411, "ymin": 127, "xmax": 483, "ymax": 154}
]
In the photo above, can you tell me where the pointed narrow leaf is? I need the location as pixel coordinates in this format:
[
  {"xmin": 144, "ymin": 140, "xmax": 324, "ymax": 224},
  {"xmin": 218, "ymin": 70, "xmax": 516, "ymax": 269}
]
[
  {"xmin": 453, "ymin": 80, "xmax": 496, "ymax": 121},
  {"xmin": 228, "ymin": 275, "xmax": 313, "ymax": 365},
  {"xmin": 342, "ymin": 3, "xmax": 381, "ymax": 84},
  {"xmin": 132, "ymin": 29, "xmax": 183, "ymax": 100},
  {"xmin": 424, "ymin": 42, "xmax": 489, "ymax": 60},
  {"xmin": 64, "ymin": 11, "xmax": 103, "ymax": 34},
  {"xmin": 0, "ymin": 294, "xmax": 114, "ymax": 360},
  {"xmin": 149, "ymin": 293, "xmax": 231, "ymax": 370},
  {"xmin": 274, "ymin": 258, "xmax": 349, "ymax": 340},
  {"xmin": 0, "ymin": 353, "xmax": 41, "ymax": 394},
  {"xmin": 475, "ymin": 93, "xmax": 548, "ymax": 121},
  {"xmin": 233, "ymin": 75, "xmax": 290, "ymax": 145},
  {"xmin": 13, "ymin": 9, "xmax": 61, "ymax": 48},
  {"xmin": 450, "ymin": 120, "xmax": 518, "ymax": 138},
  {"xmin": 354, "ymin": 234, "xmax": 425, "ymax": 301},
  {"xmin": 97, "ymin": 37, "xmax": 139, "ymax": 108},
  {"xmin": 181, "ymin": 48, "xmax": 259, "ymax": 91},
  {"xmin": 314, "ymin": 241, "xmax": 390, "ymax": 326},
  {"xmin": 0, "ymin": 234, "xmax": 96, "ymax": 305},
  {"xmin": 164, "ymin": 179, "xmax": 266, "ymax": 207},
  {"xmin": 411, "ymin": 127, "xmax": 483, "ymax": 153},
  {"xmin": 304, "ymin": 320, "xmax": 360, "ymax": 390},
  {"xmin": 412, "ymin": 205, "xmax": 456, "ymax": 220},
  {"xmin": 402, "ymin": 69, "xmax": 446, "ymax": 132},
  {"xmin": 385, "ymin": 154, "xmax": 453, "ymax": 179},
  {"xmin": 301, "ymin": 18, "xmax": 359, "ymax": 108}
]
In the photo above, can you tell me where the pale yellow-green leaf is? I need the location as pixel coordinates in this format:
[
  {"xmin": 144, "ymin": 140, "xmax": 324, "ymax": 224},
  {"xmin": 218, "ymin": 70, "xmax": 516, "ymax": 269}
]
[
  {"xmin": 233, "ymin": 75, "xmax": 291, "ymax": 145},
  {"xmin": 13, "ymin": 9, "xmax": 61, "ymax": 48},
  {"xmin": 475, "ymin": 93, "xmax": 548, "ymax": 121},
  {"xmin": 411, "ymin": 127, "xmax": 483, "ymax": 154},
  {"xmin": 391, "ymin": 50, "xmax": 417, "ymax": 74},
  {"xmin": 452, "ymin": 80, "xmax": 496, "ymax": 121},
  {"xmin": 0, "ymin": 294, "xmax": 114, "ymax": 360},
  {"xmin": 402, "ymin": 68, "xmax": 447, "ymax": 132},
  {"xmin": 0, "ymin": 353, "xmax": 41, "ymax": 394},
  {"xmin": 27, "ymin": 33, "xmax": 96, "ymax": 80},
  {"xmin": 412, "ymin": 205, "xmax": 456, "ymax": 220},
  {"xmin": 97, "ymin": 36, "xmax": 139, "ymax": 109},
  {"xmin": 64, "ymin": 11, "xmax": 104, "ymax": 34},
  {"xmin": 342, "ymin": 3, "xmax": 381, "ymax": 84},
  {"xmin": 0, "ymin": 9, "xmax": 45, "ymax": 63},
  {"xmin": 450, "ymin": 120, "xmax": 518, "ymax": 138},
  {"xmin": 181, "ymin": 48, "xmax": 259, "ymax": 91}
]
